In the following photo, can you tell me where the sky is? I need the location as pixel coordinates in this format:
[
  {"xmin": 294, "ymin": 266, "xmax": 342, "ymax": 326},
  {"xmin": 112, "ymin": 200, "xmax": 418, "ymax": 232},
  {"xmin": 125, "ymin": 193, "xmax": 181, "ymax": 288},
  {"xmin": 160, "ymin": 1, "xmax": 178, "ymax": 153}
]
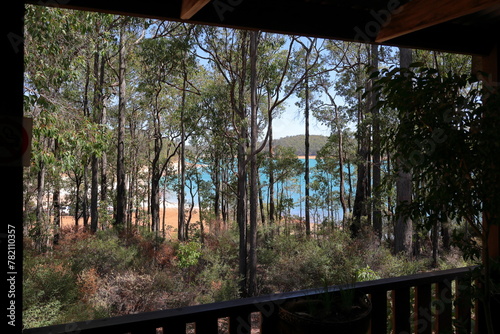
[{"xmin": 273, "ymin": 108, "xmax": 331, "ymax": 139}]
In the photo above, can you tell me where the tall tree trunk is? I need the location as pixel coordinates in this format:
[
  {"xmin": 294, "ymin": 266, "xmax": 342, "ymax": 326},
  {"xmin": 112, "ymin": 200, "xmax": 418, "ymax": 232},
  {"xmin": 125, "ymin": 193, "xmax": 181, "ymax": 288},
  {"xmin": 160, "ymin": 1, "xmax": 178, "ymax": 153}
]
[
  {"xmin": 394, "ymin": 47, "xmax": 413, "ymax": 255},
  {"xmin": 83, "ymin": 164, "xmax": 90, "ymax": 227},
  {"xmin": 213, "ymin": 158, "xmax": 221, "ymax": 233},
  {"xmin": 74, "ymin": 173, "xmax": 82, "ymax": 227},
  {"xmin": 35, "ymin": 161, "xmax": 46, "ymax": 251},
  {"xmin": 52, "ymin": 139, "xmax": 61, "ymax": 246},
  {"xmin": 338, "ymin": 130, "xmax": 347, "ymax": 225},
  {"xmin": 236, "ymin": 30, "xmax": 249, "ymax": 297},
  {"xmin": 248, "ymin": 30, "xmax": 259, "ymax": 297},
  {"xmin": 237, "ymin": 133, "xmax": 248, "ymax": 296},
  {"xmin": 90, "ymin": 51, "xmax": 105, "ymax": 233},
  {"xmin": 352, "ymin": 116, "xmax": 369, "ymax": 236},
  {"xmin": 304, "ymin": 49, "xmax": 311, "ymax": 236},
  {"xmin": 100, "ymin": 106, "xmax": 108, "ymax": 225},
  {"xmin": 116, "ymin": 22, "xmax": 127, "ymax": 229},
  {"xmin": 151, "ymin": 105, "xmax": 162, "ymax": 232},
  {"xmin": 151, "ymin": 169, "xmax": 161, "ymax": 232},
  {"xmin": 322, "ymin": 87, "xmax": 347, "ymax": 225},
  {"xmin": 178, "ymin": 66, "xmax": 188, "ymax": 241},
  {"xmin": 196, "ymin": 172, "xmax": 204, "ymax": 243},
  {"xmin": 268, "ymin": 119, "xmax": 276, "ymax": 229},
  {"xmin": 371, "ymin": 44, "xmax": 382, "ymax": 239},
  {"xmin": 90, "ymin": 153, "xmax": 99, "ymax": 232}
]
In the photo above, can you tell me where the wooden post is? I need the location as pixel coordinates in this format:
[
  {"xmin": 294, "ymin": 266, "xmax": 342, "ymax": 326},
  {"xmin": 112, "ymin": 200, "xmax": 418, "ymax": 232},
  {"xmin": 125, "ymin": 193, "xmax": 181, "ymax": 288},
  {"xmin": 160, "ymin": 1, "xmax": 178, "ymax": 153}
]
[
  {"xmin": 415, "ymin": 284, "xmax": 432, "ymax": 334},
  {"xmin": 392, "ymin": 288, "xmax": 411, "ymax": 334},
  {"xmin": 477, "ymin": 37, "xmax": 500, "ymax": 334},
  {"xmin": 483, "ymin": 42, "xmax": 500, "ymax": 260}
]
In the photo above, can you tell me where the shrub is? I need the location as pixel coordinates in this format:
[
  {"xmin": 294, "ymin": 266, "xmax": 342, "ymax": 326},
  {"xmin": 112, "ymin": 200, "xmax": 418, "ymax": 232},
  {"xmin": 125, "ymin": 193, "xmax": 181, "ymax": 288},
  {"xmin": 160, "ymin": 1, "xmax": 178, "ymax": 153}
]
[
  {"xmin": 176, "ymin": 241, "xmax": 202, "ymax": 269},
  {"xmin": 65, "ymin": 230, "xmax": 141, "ymax": 275},
  {"xmin": 196, "ymin": 254, "xmax": 240, "ymax": 303},
  {"xmin": 23, "ymin": 250, "xmax": 79, "ymax": 328},
  {"xmin": 23, "ymin": 300, "xmax": 63, "ymax": 329}
]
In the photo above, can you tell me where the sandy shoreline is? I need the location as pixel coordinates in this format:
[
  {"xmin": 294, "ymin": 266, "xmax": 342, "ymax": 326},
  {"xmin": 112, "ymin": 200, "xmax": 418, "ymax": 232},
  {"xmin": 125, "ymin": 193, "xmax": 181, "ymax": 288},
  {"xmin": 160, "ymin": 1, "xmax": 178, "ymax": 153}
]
[{"xmin": 60, "ymin": 208, "xmax": 199, "ymax": 232}]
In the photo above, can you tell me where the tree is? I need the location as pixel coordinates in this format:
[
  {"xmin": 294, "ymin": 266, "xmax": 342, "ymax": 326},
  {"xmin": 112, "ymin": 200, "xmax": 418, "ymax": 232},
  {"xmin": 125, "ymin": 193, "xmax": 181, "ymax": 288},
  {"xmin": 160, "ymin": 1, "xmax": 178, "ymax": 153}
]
[
  {"xmin": 115, "ymin": 18, "xmax": 128, "ymax": 229},
  {"xmin": 137, "ymin": 24, "xmax": 188, "ymax": 233},
  {"xmin": 290, "ymin": 38, "xmax": 323, "ymax": 235},
  {"xmin": 370, "ymin": 44, "xmax": 382, "ymax": 239},
  {"xmin": 393, "ymin": 47, "xmax": 413, "ymax": 256},
  {"xmin": 316, "ymin": 80, "xmax": 350, "ymax": 226},
  {"xmin": 375, "ymin": 60, "xmax": 498, "ymax": 333}
]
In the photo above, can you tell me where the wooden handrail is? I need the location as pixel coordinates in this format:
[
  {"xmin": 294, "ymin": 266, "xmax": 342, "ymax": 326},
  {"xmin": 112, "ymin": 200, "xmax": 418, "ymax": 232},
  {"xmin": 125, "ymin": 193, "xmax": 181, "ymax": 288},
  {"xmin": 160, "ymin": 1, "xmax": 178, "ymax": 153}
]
[{"xmin": 24, "ymin": 266, "xmax": 477, "ymax": 334}]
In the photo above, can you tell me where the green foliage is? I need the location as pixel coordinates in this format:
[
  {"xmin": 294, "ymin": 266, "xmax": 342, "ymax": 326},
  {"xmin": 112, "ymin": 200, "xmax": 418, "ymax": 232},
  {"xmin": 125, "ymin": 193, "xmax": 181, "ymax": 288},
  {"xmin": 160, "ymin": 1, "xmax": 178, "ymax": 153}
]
[
  {"xmin": 375, "ymin": 64, "xmax": 500, "ymax": 258},
  {"xmin": 23, "ymin": 250, "xmax": 79, "ymax": 328},
  {"xmin": 65, "ymin": 230, "xmax": 142, "ymax": 275},
  {"xmin": 176, "ymin": 240, "xmax": 202, "ymax": 268},
  {"xmin": 355, "ymin": 266, "xmax": 380, "ymax": 282},
  {"xmin": 23, "ymin": 300, "xmax": 63, "ymax": 329}
]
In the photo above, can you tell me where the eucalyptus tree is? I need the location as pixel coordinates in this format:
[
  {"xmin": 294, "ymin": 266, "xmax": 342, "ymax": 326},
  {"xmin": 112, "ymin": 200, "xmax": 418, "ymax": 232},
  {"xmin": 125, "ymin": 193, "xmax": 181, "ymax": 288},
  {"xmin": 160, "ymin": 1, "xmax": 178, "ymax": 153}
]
[
  {"xmin": 196, "ymin": 27, "xmax": 254, "ymax": 293},
  {"xmin": 263, "ymin": 146, "xmax": 303, "ymax": 232},
  {"xmin": 191, "ymin": 75, "xmax": 238, "ymax": 233},
  {"xmin": 198, "ymin": 27, "xmax": 314, "ymax": 295},
  {"xmin": 314, "ymin": 42, "xmax": 352, "ymax": 226},
  {"xmin": 393, "ymin": 47, "xmax": 414, "ymax": 256},
  {"xmin": 289, "ymin": 37, "xmax": 326, "ymax": 236},
  {"xmin": 137, "ymin": 22, "xmax": 200, "ymax": 235},
  {"xmin": 24, "ymin": 6, "xmax": 105, "ymax": 244},
  {"xmin": 310, "ymin": 143, "xmax": 339, "ymax": 228},
  {"xmin": 97, "ymin": 16, "xmax": 149, "ymax": 230},
  {"xmin": 325, "ymin": 42, "xmax": 379, "ymax": 236}
]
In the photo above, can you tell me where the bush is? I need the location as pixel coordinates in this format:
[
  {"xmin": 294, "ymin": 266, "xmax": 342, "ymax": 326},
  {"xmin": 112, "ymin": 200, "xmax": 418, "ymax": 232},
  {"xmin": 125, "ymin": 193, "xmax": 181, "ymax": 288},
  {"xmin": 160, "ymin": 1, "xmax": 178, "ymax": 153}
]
[
  {"xmin": 23, "ymin": 300, "xmax": 63, "ymax": 329},
  {"xmin": 196, "ymin": 253, "xmax": 240, "ymax": 303},
  {"xmin": 261, "ymin": 232, "xmax": 359, "ymax": 292},
  {"xmin": 176, "ymin": 241, "xmax": 202, "ymax": 269},
  {"xmin": 23, "ymin": 250, "xmax": 79, "ymax": 328},
  {"xmin": 64, "ymin": 230, "xmax": 142, "ymax": 275}
]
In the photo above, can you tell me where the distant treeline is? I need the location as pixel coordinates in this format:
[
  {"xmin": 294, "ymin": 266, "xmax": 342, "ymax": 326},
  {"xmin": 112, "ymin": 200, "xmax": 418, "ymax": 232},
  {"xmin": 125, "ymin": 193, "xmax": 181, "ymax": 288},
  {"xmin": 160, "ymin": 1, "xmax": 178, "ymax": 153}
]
[{"xmin": 265, "ymin": 135, "xmax": 328, "ymax": 156}]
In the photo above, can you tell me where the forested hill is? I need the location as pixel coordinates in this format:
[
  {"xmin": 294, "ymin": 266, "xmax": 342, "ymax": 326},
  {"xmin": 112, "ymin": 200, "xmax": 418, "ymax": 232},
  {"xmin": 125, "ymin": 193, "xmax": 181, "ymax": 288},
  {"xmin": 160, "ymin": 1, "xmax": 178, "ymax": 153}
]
[{"xmin": 268, "ymin": 135, "xmax": 328, "ymax": 156}]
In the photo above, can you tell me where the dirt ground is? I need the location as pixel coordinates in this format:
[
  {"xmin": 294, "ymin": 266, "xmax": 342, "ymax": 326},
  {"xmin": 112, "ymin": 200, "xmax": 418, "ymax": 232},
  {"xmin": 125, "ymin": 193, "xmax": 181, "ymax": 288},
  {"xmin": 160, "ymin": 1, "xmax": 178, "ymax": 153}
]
[{"xmin": 60, "ymin": 208, "xmax": 200, "ymax": 237}]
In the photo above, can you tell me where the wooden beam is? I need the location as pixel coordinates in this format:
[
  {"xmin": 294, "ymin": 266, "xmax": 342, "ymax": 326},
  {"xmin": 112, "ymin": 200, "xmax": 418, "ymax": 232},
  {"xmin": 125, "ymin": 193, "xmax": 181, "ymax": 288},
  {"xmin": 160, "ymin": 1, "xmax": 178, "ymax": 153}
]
[
  {"xmin": 376, "ymin": 0, "xmax": 500, "ymax": 43},
  {"xmin": 484, "ymin": 41, "xmax": 500, "ymax": 261},
  {"xmin": 181, "ymin": 0, "xmax": 211, "ymax": 20}
]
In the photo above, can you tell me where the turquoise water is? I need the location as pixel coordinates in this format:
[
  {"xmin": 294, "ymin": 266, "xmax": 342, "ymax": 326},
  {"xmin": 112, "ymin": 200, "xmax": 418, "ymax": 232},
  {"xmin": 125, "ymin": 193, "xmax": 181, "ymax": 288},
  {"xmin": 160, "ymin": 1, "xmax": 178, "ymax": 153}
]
[{"xmin": 166, "ymin": 158, "xmax": 344, "ymax": 222}]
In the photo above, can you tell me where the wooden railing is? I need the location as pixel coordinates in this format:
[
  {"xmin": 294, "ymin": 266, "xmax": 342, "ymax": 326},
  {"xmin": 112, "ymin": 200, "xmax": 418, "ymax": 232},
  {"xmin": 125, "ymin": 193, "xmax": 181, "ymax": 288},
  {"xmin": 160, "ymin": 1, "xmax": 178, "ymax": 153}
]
[{"xmin": 24, "ymin": 266, "xmax": 477, "ymax": 334}]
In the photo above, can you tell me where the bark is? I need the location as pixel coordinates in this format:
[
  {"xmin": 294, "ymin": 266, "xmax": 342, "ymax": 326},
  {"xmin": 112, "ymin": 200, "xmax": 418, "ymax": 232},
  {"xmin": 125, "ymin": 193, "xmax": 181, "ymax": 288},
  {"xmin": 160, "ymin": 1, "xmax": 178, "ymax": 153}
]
[
  {"xmin": 237, "ymin": 133, "xmax": 248, "ymax": 295},
  {"xmin": 90, "ymin": 50, "xmax": 106, "ymax": 233},
  {"xmin": 248, "ymin": 30, "xmax": 259, "ymax": 296},
  {"xmin": 178, "ymin": 65, "xmax": 188, "ymax": 241},
  {"xmin": 304, "ymin": 48, "xmax": 311, "ymax": 236},
  {"xmin": 35, "ymin": 162, "xmax": 45, "ymax": 251},
  {"xmin": 116, "ymin": 22, "xmax": 127, "ymax": 228},
  {"xmin": 352, "ymin": 98, "xmax": 369, "ymax": 237},
  {"xmin": 90, "ymin": 154, "xmax": 99, "ymax": 232},
  {"xmin": 268, "ymin": 120, "xmax": 276, "ymax": 228},
  {"xmin": 235, "ymin": 31, "xmax": 249, "ymax": 297},
  {"xmin": 394, "ymin": 158, "xmax": 413, "ymax": 255},
  {"xmin": 394, "ymin": 47, "xmax": 413, "ymax": 255},
  {"xmin": 83, "ymin": 165, "xmax": 90, "ymax": 227},
  {"xmin": 74, "ymin": 173, "xmax": 82, "ymax": 227},
  {"xmin": 371, "ymin": 44, "xmax": 382, "ymax": 239},
  {"xmin": 52, "ymin": 139, "xmax": 61, "ymax": 246},
  {"xmin": 151, "ymin": 100, "xmax": 162, "ymax": 232}
]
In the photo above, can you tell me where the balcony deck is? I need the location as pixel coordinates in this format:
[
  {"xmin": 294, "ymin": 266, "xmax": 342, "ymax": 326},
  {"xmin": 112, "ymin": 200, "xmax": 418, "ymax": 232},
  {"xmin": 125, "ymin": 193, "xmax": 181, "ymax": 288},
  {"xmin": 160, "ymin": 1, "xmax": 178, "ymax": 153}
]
[{"xmin": 24, "ymin": 266, "xmax": 480, "ymax": 334}]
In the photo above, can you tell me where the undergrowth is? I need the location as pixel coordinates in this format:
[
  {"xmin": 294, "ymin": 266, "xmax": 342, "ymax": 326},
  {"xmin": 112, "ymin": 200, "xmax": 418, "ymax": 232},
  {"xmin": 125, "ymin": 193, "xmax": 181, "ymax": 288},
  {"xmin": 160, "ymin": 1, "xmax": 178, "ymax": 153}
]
[{"xmin": 23, "ymin": 225, "xmax": 467, "ymax": 329}]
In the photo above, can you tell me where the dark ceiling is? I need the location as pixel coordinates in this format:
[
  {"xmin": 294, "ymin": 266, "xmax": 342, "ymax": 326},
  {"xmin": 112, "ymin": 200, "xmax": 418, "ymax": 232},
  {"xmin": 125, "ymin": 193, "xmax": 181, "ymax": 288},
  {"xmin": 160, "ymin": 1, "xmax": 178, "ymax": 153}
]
[{"xmin": 25, "ymin": 0, "xmax": 500, "ymax": 55}]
